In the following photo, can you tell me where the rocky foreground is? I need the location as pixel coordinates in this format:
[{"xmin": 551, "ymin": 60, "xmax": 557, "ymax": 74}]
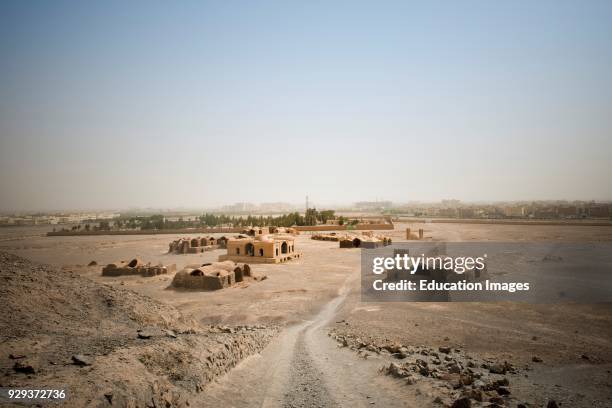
[
  {"xmin": 329, "ymin": 325, "xmax": 603, "ymax": 408},
  {"xmin": 0, "ymin": 252, "xmax": 276, "ymax": 407}
]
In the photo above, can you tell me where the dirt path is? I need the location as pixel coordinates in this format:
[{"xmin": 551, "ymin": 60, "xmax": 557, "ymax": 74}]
[{"xmin": 200, "ymin": 278, "xmax": 422, "ymax": 408}]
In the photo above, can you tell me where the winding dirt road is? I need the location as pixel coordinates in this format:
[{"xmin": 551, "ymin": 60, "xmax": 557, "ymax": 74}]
[{"xmin": 200, "ymin": 278, "xmax": 421, "ymax": 407}]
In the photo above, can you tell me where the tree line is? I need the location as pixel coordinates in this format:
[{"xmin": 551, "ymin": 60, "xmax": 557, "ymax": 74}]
[{"xmin": 94, "ymin": 209, "xmax": 350, "ymax": 231}]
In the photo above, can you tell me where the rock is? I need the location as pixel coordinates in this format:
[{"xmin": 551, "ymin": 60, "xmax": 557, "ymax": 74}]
[
  {"xmin": 459, "ymin": 373, "xmax": 473, "ymax": 386},
  {"xmin": 482, "ymin": 378, "xmax": 511, "ymax": 392},
  {"xmin": 365, "ymin": 344, "xmax": 379, "ymax": 353},
  {"xmin": 489, "ymin": 362, "xmax": 511, "ymax": 374},
  {"xmin": 9, "ymin": 353, "xmax": 26, "ymax": 359},
  {"xmin": 439, "ymin": 346, "xmax": 452, "ymax": 354},
  {"xmin": 88, "ymin": 261, "xmax": 97, "ymax": 266},
  {"xmin": 13, "ymin": 361, "xmax": 36, "ymax": 374},
  {"xmin": 451, "ymin": 397, "xmax": 471, "ymax": 408},
  {"xmin": 72, "ymin": 354, "xmax": 93, "ymax": 366},
  {"xmin": 104, "ymin": 392, "xmax": 113, "ymax": 404},
  {"xmin": 473, "ymin": 379, "xmax": 485, "ymax": 388},
  {"xmin": 385, "ymin": 362, "xmax": 413, "ymax": 379},
  {"xmin": 165, "ymin": 329, "xmax": 177, "ymax": 338},
  {"xmin": 462, "ymin": 389, "xmax": 483, "ymax": 402},
  {"xmin": 418, "ymin": 365, "xmax": 430, "ymax": 376},
  {"xmin": 383, "ymin": 343, "xmax": 403, "ymax": 354},
  {"xmin": 398, "ymin": 350, "xmax": 410, "ymax": 359},
  {"xmin": 405, "ymin": 375, "xmax": 416, "ymax": 385},
  {"xmin": 496, "ymin": 378, "xmax": 510, "ymax": 387},
  {"xmin": 580, "ymin": 354, "xmax": 590, "ymax": 361},
  {"xmin": 496, "ymin": 386, "xmax": 511, "ymax": 395},
  {"xmin": 532, "ymin": 356, "xmax": 543, "ymax": 363},
  {"xmin": 489, "ymin": 364, "xmax": 505, "ymax": 374},
  {"xmin": 547, "ymin": 401, "xmax": 559, "ymax": 408},
  {"xmin": 137, "ymin": 328, "xmax": 158, "ymax": 339}
]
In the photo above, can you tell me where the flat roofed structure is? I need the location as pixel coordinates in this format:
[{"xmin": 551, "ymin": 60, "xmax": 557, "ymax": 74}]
[{"xmin": 219, "ymin": 235, "xmax": 302, "ymax": 264}]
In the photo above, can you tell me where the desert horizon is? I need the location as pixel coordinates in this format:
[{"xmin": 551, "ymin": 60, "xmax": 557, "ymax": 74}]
[{"xmin": 1, "ymin": 1, "xmax": 612, "ymax": 407}]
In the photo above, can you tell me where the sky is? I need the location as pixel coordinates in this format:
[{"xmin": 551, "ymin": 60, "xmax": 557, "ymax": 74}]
[{"xmin": 1, "ymin": 1, "xmax": 611, "ymax": 211}]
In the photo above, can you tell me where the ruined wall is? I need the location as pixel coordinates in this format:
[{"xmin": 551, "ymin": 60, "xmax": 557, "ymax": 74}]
[
  {"xmin": 292, "ymin": 223, "xmax": 393, "ymax": 232},
  {"xmin": 102, "ymin": 260, "xmax": 176, "ymax": 277}
]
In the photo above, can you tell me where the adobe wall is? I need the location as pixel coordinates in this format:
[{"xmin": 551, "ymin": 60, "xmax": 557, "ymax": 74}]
[
  {"xmin": 293, "ymin": 223, "xmax": 393, "ymax": 232},
  {"xmin": 102, "ymin": 262, "xmax": 176, "ymax": 277},
  {"xmin": 48, "ymin": 227, "xmax": 244, "ymax": 237},
  {"xmin": 47, "ymin": 222, "xmax": 395, "ymax": 237}
]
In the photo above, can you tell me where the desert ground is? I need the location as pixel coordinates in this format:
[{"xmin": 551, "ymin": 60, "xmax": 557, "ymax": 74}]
[{"xmin": 1, "ymin": 222, "xmax": 612, "ymax": 407}]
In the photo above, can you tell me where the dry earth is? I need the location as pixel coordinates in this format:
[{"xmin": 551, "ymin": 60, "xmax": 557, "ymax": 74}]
[
  {"xmin": 1, "ymin": 222, "xmax": 611, "ymax": 407},
  {"xmin": 0, "ymin": 251, "xmax": 277, "ymax": 407}
]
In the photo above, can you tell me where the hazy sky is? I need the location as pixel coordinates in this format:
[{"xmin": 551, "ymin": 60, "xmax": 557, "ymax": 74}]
[{"xmin": 1, "ymin": 1, "xmax": 611, "ymax": 211}]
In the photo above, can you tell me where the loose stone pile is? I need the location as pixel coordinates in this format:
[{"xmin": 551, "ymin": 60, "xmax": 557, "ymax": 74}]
[{"xmin": 328, "ymin": 330, "xmax": 558, "ymax": 408}]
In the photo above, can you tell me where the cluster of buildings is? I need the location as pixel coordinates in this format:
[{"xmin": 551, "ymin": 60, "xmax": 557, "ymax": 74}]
[
  {"xmin": 0, "ymin": 212, "xmax": 119, "ymax": 226},
  {"xmin": 393, "ymin": 201, "xmax": 612, "ymax": 220},
  {"xmin": 218, "ymin": 202, "xmax": 298, "ymax": 214},
  {"xmin": 102, "ymin": 229, "xmax": 302, "ymax": 289},
  {"xmin": 168, "ymin": 230, "xmax": 302, "ymax": 264}
]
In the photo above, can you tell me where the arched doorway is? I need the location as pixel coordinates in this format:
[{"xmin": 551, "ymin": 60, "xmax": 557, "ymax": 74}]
[
  {"xmin": 245, "ymin": 243, "xmax": 255, "ymax": 256},
  {"xmin": 281, "ymin": 242, "xmax": 288, "ymax": 254},
  {"xmin": 352, "ymin": 238, "xmax": 362, "ymax": 248}
]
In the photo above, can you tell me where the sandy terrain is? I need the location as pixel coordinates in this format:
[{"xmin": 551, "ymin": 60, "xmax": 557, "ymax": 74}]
[
  {"xmin": 0, "ymin": 252, "xmax": 276, "ymax": 407},
  {"xmin": 1, "ymin": 222, "xmax": 612, "ymax": 407}
]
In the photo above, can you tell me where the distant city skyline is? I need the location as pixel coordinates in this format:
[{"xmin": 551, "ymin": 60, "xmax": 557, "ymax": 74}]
[
  {"xmin": 1, "ymin": 1, "xmax": 611, "ymax": 211},
  {"xmin": 1, "ymin": 198, "xmax": 611, "ymax": 216}
]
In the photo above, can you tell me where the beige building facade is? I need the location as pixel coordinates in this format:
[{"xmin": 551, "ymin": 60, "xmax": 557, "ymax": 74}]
[{"xmin": 219, "ymin": 236, "xmax": 301, "ymax": 263}]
